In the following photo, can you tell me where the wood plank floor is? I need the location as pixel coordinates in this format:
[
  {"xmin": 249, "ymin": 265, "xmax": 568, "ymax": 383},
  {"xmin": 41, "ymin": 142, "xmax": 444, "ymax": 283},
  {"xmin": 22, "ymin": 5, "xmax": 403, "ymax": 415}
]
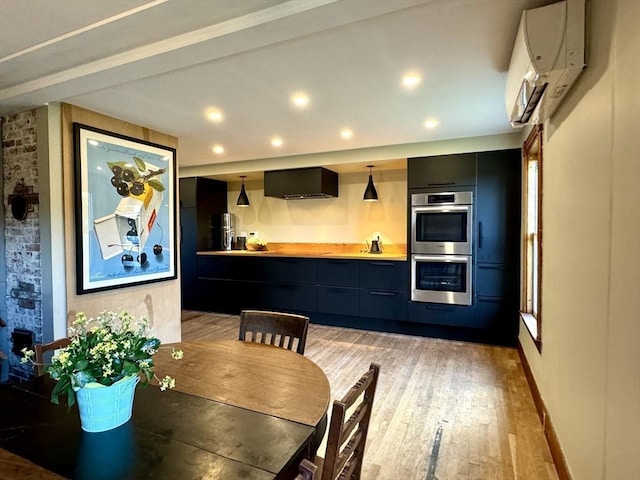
[{"xmin": 181, "ymin": 310, "xmax": 558, "ymax": 480}]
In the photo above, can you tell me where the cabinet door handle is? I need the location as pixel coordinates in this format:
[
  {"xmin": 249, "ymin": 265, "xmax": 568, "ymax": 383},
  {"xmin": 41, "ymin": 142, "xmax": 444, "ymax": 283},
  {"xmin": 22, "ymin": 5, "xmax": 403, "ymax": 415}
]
[
  {"xmin": 478, "ymin": 221, "xmax": 483, "ymax": 249},
  {"xmin": 478, "ymin": 264, "xmax": 505, "ymax": 270},
  {"xmin": 368, "ymin": 262, "xmax": 394, "ymax": 267},
  {"xmin": 328, "ymin": 287, "xmax": 348, "ymax": 294},
  {"xmin": 427, "ymin": 182, "xmax": 455, "ymax": 186},
  {"xmin": 369, "ymin": 291, "xmax": 396, "ymax": 297},
  {"xmin": 426, "ymin": 305, "xmax": 454, "ymax": 311}
]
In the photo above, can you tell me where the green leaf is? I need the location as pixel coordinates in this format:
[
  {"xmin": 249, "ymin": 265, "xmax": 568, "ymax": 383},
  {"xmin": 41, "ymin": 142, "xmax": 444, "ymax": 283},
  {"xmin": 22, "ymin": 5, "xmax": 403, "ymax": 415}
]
[
  {"xmin": 51, "ymin": 377, "xmax": 70, "ymax": 406},
  {"xmin": 66, "ymin": 384, "xmax": 76, "ymax": 408},
  {"xmin": 133, "ymin": 157, "xmax": 146, "ymax": 172},
  {"xmin": 122, "ymin": 360, "xmax": 138, "ymax": 375},
  {"xmin": 148, "ymin": 179, "xmax": 165, "ymax": 192},
  {"xmin": 106, "ymin": 161, "xmax": 128, "ymax": 172}
]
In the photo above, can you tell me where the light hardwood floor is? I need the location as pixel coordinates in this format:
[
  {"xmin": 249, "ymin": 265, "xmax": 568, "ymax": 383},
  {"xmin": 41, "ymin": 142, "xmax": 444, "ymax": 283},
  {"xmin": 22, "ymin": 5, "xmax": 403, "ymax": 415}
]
[{"xmin": 181, "ymin": 310, "xmax": 558, "ymax": 480}]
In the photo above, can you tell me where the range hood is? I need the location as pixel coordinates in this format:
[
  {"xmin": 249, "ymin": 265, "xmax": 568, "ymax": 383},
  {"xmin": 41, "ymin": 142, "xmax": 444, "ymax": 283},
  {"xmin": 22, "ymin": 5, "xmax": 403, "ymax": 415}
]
[{"xmin": 264, "ymin": 167, "xmax": 338, "ymax": 199}]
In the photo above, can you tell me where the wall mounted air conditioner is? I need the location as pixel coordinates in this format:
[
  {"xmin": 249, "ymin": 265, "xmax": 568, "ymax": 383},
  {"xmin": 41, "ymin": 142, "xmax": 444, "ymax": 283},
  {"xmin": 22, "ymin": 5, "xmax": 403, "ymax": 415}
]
[{"xmin": 505, "ymin": 0, "xmax": 586, "ymax": 127}]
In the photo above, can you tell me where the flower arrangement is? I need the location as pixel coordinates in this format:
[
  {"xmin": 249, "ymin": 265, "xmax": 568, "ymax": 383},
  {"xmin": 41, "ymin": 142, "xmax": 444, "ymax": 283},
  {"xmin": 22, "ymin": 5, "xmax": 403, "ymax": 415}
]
[{"xmin": 22, "ymin": 311, "xmax": 183, "ymax": 407}]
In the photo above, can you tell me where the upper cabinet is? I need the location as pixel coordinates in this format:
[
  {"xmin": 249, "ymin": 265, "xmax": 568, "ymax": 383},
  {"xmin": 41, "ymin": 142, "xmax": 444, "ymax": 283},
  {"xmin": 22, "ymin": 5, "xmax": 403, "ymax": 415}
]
[
  {"xmin": 407, "ymin": 153, "xmax": 477, "ymax": 188},
  {"xmin": 475, "ymin": 149, "xmax": 522, "ymax": 264}
]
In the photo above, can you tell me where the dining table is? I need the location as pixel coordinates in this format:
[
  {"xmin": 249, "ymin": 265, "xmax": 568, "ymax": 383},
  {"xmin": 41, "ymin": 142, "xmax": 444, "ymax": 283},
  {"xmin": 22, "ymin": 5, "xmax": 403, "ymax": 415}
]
[{"xmin": 0, "ymin": 340, "xmax": 331, "ymax": 480}]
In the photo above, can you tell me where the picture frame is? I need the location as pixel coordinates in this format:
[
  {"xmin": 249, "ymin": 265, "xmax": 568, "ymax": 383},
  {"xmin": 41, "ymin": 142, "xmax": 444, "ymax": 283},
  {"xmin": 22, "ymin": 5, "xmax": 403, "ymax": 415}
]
[{"xmin": 73, "ymin": 123, "xmax": 177, "ymax": 294}]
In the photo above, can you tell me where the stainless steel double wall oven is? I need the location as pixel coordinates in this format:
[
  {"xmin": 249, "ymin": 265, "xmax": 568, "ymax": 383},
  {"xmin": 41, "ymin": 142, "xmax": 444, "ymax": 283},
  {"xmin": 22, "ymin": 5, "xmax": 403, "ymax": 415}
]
[{"xmin": 410, "ymin": 191, "xmax": 473, "ymax": 305}]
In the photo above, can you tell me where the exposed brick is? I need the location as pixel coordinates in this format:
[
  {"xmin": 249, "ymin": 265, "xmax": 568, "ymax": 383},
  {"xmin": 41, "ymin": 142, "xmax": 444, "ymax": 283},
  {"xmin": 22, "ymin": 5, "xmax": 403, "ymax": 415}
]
[{"xmin": 2, "ymin": 108, "xmax": 43, "ymax": 379}]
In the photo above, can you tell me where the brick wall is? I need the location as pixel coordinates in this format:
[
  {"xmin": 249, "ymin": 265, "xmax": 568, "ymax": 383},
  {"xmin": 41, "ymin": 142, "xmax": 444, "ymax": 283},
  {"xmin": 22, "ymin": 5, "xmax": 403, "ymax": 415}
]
[{"xmin": 2, "ymin": 110, "xmax": 41, "ymax": 381}]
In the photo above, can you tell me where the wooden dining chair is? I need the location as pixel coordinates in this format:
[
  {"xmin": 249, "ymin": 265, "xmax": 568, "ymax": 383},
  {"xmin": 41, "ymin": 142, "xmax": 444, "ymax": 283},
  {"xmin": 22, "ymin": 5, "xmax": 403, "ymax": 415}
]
[
  {"xmin": 293, "ymin": 458, "xmax": 317, "ymax": 480},
  {"xmin": 239, "ymin": 309, "xmax": 310, "ymax": 355},
  {"xmin": 314, "ymin": 363, "xmax": 380, "ymax": 480},
  {"xmin": 34, "ymin": 338, "xmax": 70, "ymax": 376}
]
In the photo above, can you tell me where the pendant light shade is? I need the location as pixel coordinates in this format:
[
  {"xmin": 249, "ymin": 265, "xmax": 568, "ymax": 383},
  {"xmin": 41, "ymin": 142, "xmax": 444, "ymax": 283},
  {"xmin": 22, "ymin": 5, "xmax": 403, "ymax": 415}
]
[
  {"xmin": 237, "ymin": 175, "xmax": 250, "ymax": 207},
  {"xmin": 363, "ymin": 165, "xmax": 378, "ymax": 202}
]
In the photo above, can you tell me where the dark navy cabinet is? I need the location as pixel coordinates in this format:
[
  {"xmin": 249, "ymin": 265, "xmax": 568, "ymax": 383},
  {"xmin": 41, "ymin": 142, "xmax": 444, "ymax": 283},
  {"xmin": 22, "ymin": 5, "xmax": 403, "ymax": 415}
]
[
  {"xmin": 317, "ymin": 259, "xmax": 359, "ymax": 286},
  {"xmin": 263, "ymin": 257, "xmax": 317, "ymax": 284},
  {"xmin": 475, "ymin": 149, "xmax": 521, "ymax": 264},
  {"xmin": 196, "ymin": 255, "xmax": 409, "ymax": 329},
  {"xmin": 406, "ymin": 148, "xmax": 521, "ymax": 346},
  {"xmin": 359, "ymin": 260, "xmax": 407, "ymax": 290},
  {"xmin": 408, "ymin": 153, "xmax": 477, "ymax": 188},
  {"xmin": 317, "ymin": 286, "xmax": 359, "ymax": 316},
  {"xmin": 407, "ymin": 302, "xmax": 476, "ymax": 328},
  {"xmin": 317, "ymin": 259, "xmax": 359, "ymax": 316},
  {"xmin": 359, "ymin": 260, "xmax": 408, "ymax": 321},
  {"xmin": 180, "ymin": 177, "xmax": 227, "ymax": 310}
]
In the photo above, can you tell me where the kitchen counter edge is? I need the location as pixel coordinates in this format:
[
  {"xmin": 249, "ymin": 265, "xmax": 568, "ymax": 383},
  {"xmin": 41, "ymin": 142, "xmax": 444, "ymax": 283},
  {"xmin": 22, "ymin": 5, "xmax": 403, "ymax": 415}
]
[{"xmin": 197, "ymin": 250, "xmax": 407, "ymax": 261}]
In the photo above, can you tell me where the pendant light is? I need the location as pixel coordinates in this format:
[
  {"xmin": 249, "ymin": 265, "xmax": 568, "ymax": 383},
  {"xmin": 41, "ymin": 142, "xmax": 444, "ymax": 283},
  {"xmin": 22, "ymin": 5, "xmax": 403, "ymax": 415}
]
[
  {"xmin": 237, "ymin": 175, "xmax": 250, "ymax": 207},
  {"xmin": 363, "ymin": 165, "xmax": 378, "ymax": 202}
]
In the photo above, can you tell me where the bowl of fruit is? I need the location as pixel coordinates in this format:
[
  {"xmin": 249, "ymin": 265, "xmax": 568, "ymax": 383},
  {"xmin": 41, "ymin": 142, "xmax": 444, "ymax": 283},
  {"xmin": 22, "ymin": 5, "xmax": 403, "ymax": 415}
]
[{"xmin": 245, "ymin": 237, "xmax": 268, "ymax": 251}]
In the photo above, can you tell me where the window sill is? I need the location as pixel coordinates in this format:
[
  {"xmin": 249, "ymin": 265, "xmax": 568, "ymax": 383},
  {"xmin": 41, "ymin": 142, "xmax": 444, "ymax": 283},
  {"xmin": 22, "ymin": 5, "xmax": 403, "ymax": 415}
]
[{"xmin": 520, "ymin": 312, "xmax": 542, "ymax": 352}]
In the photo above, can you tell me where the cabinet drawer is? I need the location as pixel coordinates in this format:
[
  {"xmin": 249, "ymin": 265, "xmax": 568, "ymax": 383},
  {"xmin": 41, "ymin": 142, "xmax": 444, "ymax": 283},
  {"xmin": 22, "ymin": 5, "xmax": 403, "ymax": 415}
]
[
  {"xmin": 317, "ymin": 259, "xmax": 359, "ymax": 287},
  {"xmin": 262, "ymin": 258, "xmax": 317, "ymax": 284},
  {"xmin": 407, "ymin": 302, "xmax": 476, "ymax": 328},
  {"xmin": 318, "ymin": 286, "xmax": 359, "ymax": 316},
  {"xmin": 197, "ymin": 278, "xmax": 261, "ymax": 313},
  {"xmin": 198, "ymin": 256, "xmax": 258, "ymax": 281},
  {"xmin": 359, "ymin": 261, "xmax": 407, "ymax": 290},
  {"xmin": 359, "ymin": 290, "xmax": 407, "ymax": 320},
  {"xmin": 475, "ymin": 296, "xmax": 519, "ymax": 334},
  {"xmin": 262, "ymin": 283, "xmax": 317, "ymax": 312},
  {"xmin": 475, "ymin": 263, "xmax": 517, "ymax": 297}
]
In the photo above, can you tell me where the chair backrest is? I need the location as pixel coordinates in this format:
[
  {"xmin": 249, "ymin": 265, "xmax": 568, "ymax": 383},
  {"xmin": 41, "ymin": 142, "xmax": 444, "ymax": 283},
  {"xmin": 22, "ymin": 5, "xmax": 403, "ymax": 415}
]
[
  {"xmin": 34, "ymin": 338, "xmax": 71, "ymax": 376},
  {"xmin": 239, "ymin": 310, "xmax": 310, "ymax": 355},
  {"xmin": 321, "ymin": 363, "xmax": 380, "ymax": 480}
]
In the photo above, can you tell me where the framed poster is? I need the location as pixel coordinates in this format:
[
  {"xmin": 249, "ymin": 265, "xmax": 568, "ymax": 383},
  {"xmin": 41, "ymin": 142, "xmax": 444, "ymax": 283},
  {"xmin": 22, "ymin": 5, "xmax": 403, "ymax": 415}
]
[{"xmin": 73, "ymin": 123, "xmax": 177, "ymax": 294}]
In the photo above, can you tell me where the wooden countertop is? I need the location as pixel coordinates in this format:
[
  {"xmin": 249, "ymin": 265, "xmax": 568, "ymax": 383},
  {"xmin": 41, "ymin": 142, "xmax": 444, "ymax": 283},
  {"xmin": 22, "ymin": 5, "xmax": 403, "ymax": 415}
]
[
  {"xmin": 198, "ymin": 242, "xmax": 407, "ymax": 261},
  {"xmin": 198, "ymin": 250, "xmax": 406, "ymax": 260}
]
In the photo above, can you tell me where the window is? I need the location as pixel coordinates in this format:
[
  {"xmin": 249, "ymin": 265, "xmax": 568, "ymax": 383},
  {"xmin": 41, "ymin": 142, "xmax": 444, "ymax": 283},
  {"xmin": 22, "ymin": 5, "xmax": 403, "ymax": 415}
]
[{"xmin": 521, "ymin": 125, "xmax": 543, "ymax": 350}]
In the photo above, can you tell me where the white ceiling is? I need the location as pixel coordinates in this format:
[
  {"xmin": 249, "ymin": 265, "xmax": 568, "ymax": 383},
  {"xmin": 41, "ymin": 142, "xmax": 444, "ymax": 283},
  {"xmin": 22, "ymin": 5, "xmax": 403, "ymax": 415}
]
[{"xmin": 0, "ymin": 0, "xmax": 553, "ymax": 180}]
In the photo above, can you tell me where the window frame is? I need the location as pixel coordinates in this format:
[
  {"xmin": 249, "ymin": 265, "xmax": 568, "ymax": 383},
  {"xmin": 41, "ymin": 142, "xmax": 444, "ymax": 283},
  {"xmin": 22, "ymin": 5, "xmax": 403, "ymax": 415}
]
[{"xmin": 520, "ymin": 124, "xmax": 543, "ymax": 351}]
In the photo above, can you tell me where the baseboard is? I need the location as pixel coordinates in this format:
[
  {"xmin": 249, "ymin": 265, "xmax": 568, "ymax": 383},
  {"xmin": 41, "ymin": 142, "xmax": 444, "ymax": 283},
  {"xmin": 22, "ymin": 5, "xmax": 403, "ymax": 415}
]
[{"xmin": 517, "ymin": 341, "xmax": 573, "ymax": 480}]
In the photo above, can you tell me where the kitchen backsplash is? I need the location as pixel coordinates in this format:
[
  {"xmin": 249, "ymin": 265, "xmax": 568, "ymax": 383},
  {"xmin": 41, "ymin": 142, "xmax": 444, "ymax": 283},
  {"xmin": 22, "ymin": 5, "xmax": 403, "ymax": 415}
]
[{"xmin": 227, "ymin": 169, "xmax": 407, "ymax": 248}]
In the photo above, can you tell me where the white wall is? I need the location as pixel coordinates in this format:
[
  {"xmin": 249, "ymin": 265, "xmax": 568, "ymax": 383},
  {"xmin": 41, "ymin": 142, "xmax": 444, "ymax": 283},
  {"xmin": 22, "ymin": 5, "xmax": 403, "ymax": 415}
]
[{"xmin": 518, "ymin": 0, "xmax": 640, "ymax": 478}]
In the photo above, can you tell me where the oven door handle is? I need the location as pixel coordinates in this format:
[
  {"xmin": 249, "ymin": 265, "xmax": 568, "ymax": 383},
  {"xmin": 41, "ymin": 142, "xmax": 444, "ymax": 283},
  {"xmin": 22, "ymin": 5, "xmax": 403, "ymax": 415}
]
[
  {"xmin": 411, "ymin": 205, "xmax": 471, "ymax": 214},
  {"xmin": 412, "ymin": 254, "xmax": 471, "ymax": 264}
]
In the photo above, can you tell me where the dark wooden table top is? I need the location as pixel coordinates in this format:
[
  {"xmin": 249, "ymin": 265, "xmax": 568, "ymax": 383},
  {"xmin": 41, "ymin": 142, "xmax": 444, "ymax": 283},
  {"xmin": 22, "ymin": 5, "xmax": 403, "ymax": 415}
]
[
  {"xmin": 0, "ymin": 340, "xmax": 331, "ymax": 480},
  {"xmin": 152, "ymin": 340, "xmax": 331, "ymax": 428}
]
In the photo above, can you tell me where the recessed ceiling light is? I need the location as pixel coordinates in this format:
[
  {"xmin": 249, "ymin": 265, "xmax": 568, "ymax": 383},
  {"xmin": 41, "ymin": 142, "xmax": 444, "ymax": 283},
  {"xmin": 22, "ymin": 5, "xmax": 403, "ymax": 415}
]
[
  {"xmin": 271, "ymin": 136, "xmax": 283, "ymax": 148},
  {"xmin": 423, "ymin": 118, "xmax": 439, "ymax": 129},
  {"xmin": 340, "ymin": 128, "xmax": 353, "ymax": 139},
  {"xmin": 291, "ymin": 92, "xmax": 309, "ymax": 108},
  {"xmin": 206, "ymin": 108, "xmax": 224, "ymax": 123},
  {"xmin": 402, "ymin": 72, "xmax": 422, "ymax": 89},
  {"xmin": 212, "ymin": 144, "xmax": 224, "ymax": 155}
]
